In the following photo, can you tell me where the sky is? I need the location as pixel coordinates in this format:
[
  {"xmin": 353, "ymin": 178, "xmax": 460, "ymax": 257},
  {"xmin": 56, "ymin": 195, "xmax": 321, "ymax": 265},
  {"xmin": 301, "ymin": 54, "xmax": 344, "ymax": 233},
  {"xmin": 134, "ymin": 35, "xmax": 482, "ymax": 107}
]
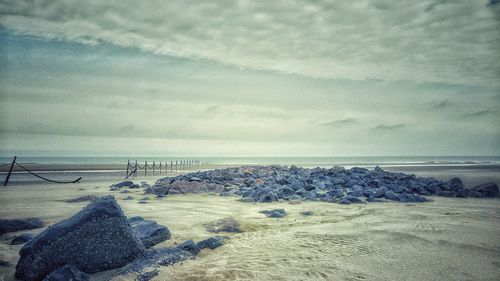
[{"xmin": 0, "ymin": 0, "xmax": 499, "ymax": 157}]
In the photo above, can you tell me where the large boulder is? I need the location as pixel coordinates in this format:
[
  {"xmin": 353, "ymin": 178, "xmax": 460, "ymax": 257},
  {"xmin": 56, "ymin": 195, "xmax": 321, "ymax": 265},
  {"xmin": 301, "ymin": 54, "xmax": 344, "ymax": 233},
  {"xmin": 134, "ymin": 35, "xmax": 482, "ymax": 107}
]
[
  {"xmin": 129, "ymin": 217, "xmax": 171, "ymax": 248},
  {"xmin": 0, "ymin": 218, "xmax": 43, "ymax": 235},
  {"xmin": 15, "ymin": 196, "xmax": 146, "ymax": 281},
  {"xmin": 42, "ymin": 264, "xmax": 88, "ymax": 281},
  {"xmin": 471, "ymin": 182, "xmax": 499, "ymax": 198}
]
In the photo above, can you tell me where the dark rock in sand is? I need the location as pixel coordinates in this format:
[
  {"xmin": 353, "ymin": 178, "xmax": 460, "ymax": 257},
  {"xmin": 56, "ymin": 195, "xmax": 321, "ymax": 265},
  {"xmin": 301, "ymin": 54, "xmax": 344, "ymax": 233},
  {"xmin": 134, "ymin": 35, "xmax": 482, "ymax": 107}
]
[
  {"xmin": 0, "ymin": 218, "xmax": 43, "ymax": 235},
  {"xmin": 260, "ymin": 209, "xmax": 287, "ymax": 218},
  {"xmin": 136, "ymin": 269, "xmax": 159, "ymax": 281},
  {"xmin": 196, "ymin": 236, "xmax": 225, "ymax": 250},
  {"xmin": 120, "ymin": 190, "xmax": 132, "ymax": 194},
  {"xmin": 128, "ymin": 216, "xmax": 145, "ymax": 223},
  {"xmin": 471, "ymin": 182, "xmax": 499, "ymax": 198},
  {"xmin": 123, "ymin": 196, "xmax": 135, "ymax": 200},
  {"xmin": 448, "ymin": 178, "xmax": 464, "ymax": 191},
  {"xmin": 113, "ymin": 181, "xmax": 135, "ymax": 188},
  {"xmin": 177, "ymin": 240, "xmax": 200, "ymax": 255},
  {"xmin": 11, "ymin": 233, "xmax": 33, "ymax": 245},
  {"xmin": 203, "ymin": 217, "xmax": 242, "ymax": 233},
  {"xmin": 0, "ymin": 260, "xmax": 11, "ymax": 267},
  {"xmin": 130, "ymin": 219, "xmax": 171, "ymax": 248},
  {"xmin": 42, "ymin": 264, "xmax": 88, "ymax": 281},
  {"xmin": 64, "ymin": 195, "xmax": 99, "ymax": 203},
  {"xmin": 300, "ymin": 211, "xmax": 313, "ymax": 216},
  {"xmin": 15, "ymin": 196, "xmax": 146, "ymax": 281}
]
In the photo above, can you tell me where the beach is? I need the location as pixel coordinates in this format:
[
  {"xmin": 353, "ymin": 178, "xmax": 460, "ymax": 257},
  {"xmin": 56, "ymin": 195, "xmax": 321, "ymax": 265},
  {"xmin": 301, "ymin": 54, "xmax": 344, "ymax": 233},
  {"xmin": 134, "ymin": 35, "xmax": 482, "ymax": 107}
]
[{"xmin": 0, "ymin": 164, "xmax": 499, "ymax": 281}]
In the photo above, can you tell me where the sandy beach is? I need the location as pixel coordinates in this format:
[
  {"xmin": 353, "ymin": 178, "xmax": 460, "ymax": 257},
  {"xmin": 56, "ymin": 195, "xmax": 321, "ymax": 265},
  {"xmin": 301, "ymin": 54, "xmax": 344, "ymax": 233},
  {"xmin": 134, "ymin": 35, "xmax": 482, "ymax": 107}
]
[{"xmin": 1, "ymin": 166, "xmax": 499, "ymax": 281}]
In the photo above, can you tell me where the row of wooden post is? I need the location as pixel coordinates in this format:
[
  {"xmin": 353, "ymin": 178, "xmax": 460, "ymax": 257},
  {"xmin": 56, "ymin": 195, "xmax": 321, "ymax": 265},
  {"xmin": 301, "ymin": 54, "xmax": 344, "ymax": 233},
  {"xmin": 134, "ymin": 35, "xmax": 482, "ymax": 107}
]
[{"xmin": 126, "ymin": 159, "xmax": 203, "ymax": 178}]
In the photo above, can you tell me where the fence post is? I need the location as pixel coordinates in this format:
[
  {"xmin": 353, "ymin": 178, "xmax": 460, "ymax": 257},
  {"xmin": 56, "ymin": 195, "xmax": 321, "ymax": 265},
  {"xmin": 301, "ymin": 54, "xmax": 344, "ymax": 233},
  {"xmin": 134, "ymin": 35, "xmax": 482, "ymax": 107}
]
[
  {"xmin": 134, "ymin": 161, "xmax": 138, "ymax": 177},
  {"xmin": 153, "ymin": 161, "xmax": 155, "ymax": 175},
  {"xmin": 126, "ymin": 160, "xmax": 130, "ymax": 178},
  {"xmin": 145, "ymin": 161, "xmax": 148, "ymax": 177},
  {"xmin": 3, "ymin": 156, "xmax": 17, "ymax": 186}
]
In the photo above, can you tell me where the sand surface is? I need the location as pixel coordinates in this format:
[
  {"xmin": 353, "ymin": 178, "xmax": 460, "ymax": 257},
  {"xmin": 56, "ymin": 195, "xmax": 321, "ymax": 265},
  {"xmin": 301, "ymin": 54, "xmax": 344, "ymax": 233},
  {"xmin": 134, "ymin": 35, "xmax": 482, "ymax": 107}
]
[{"xmin": 1, "ymin": 171, "xmax": 499, "ymax": 281}]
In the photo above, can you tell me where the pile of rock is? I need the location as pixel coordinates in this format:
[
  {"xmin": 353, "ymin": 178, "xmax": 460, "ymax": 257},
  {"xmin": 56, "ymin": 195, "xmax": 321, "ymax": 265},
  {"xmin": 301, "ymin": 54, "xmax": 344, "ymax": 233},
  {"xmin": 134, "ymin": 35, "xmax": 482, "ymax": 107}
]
[
  {"xmin": 151, "ymin": 165, "xmax": 499, "ymax": 204},
  {"xmin": 12, "ymin": 196, "xmax": 224, "ymax": 281}
]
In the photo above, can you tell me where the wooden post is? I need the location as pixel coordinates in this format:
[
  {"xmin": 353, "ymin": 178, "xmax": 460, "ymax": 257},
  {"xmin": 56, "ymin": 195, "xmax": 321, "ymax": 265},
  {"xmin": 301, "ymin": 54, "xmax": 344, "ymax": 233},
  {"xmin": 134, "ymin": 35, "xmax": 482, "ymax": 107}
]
[
  {"xmin": 145, "ymin": 161, "xmax": 148, "ymax": 177},
  {"xmin": 134, "ymin": 161, "xmax": 138, "ymax": 177},
  {"xmin": 175, "ymin": 160, "xmax": 178, "ymax": 172},
  {"xmin": 3, "ymin": 156, "xmax": 16, "ymax": 186},
  {"xmin": 152, "ymin": 161, "xmax": 155, "ymax": 175},
  {"xmin": 126, "ymin": 160, "xmax": 130, "ymax": 178}
]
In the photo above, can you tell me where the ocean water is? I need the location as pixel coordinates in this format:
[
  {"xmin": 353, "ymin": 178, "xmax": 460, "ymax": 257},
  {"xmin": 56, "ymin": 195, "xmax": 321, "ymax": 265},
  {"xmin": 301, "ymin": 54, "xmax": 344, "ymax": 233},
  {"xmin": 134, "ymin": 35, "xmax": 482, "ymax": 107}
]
[
  {"xmin": 1, "ymin": 156, "xmax": 499, "ymax": 166},
  {"xmin": 1, "ymin": 156, "xmax": 499, "ymax": 185}
]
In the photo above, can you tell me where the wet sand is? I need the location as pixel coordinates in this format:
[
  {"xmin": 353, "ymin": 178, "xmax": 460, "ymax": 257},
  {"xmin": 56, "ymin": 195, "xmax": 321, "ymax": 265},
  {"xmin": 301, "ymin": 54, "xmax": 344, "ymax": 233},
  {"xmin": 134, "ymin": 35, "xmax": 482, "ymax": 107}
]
[{"xmin": 0, "ymin": 169, "xmax": 499, "ymax": 281}]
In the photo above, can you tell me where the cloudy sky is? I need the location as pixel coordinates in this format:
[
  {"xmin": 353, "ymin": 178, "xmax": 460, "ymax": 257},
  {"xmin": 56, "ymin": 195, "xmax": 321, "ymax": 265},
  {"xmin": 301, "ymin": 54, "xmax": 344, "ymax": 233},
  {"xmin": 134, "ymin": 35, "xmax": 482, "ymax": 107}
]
[{"xmin": 0, "ymin": 0, "xmax": 499, "ymax": 157}]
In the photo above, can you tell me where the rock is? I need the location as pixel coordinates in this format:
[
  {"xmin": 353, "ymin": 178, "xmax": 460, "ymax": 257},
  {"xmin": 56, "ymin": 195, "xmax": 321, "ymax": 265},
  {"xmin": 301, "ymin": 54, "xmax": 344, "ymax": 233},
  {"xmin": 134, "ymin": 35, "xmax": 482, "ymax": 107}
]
[
  {"xmin": 471, "ymin": 182, "xmax": 499, "ymax": 198},
  {"xmin": 130, "ymin": 184, "xmax": 140, "ymax": 189},
  {"xmin": 344, "ymin": 195, "xmax": 363, "ymax": 203},
  {"xmin": 456, "ymin": 189, "xmax": 469, "ymax": 198},
  {"xmin": 42, "ymin": 264, "xmax": 88, "ymax": 281},
  {"xmin": 128, "ymin": 216, "xmax": 145, "ymax": 223},
  {"xmin": 15, "ymin": 196, "xmax": 146, "ymax": 281},
  {"xmin": 130, "ymin": 219, "xmax": 171, "ymax": 248},
  {"xmin": 113, "ymin": 181, "xmax": 135, "ymax": 188},
  {"xmin": 189, "ymin": 177, "xmax": 202, "ymax": 182},
  {"xmin": 203, "ymin": 217, "xmax": 242, "ymax": 233},
  {"xmin": 136, "ymin": 269, "xmax": 159, "ymax": 281},
  {"xmin": 0, "ymin": 260, "xmax": 11, "ymax": 267},
  {"xmin": 0, "ymin": 218, "xmax": 43, "ymax": 235},
  {"xmin": 177, "ymin": 240, "xmax": 200, "ymax": 255},
  {"xmin": 123, "ymin": 196, "xmax": 135, "ymax": 200},
  {"xmin": 143, "ymin": 187, "xmax": 154, "ymax": 195},
  {"xmin": 196, "ymin": 236, "xmax": 225, "ymax": 250},
  {"xmin": 63, "ymin": 195, "xmax": 100, "ymax": 203},
  {"xmin": 338, "ymin": 197, "xmax": 350, "ymax": 204},
  {"xmin": 11, "ymin": 234, "xmax": 33, "ymax": 245},
  {"xmin": 260, "ymin": 209, "xmax": 287, "ymax": 218},
  {"xmin": 448, "ymin": 178, "xmax": 464, "ymax": 191},
  {"xmin": 300, "ymin": 211, "xmax": 313, "ymax": 216},
  {"xmin": 120, "ymin": 190, "xmax": 132, "ymax": 194},
  {"xmin": 240, "ymin": 197, "xmax": 255, "ymax": 203},
  {"xmin": 436, "ymin": 190, "xmax": 456, "ymax": 197}
]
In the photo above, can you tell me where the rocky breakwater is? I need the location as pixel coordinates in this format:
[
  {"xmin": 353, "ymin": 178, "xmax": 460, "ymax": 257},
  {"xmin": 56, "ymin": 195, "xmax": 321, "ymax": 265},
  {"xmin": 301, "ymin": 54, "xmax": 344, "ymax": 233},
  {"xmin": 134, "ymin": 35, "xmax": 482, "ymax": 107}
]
[
  {"xmin": 151, "ymin": 165, "xmax": 499, "ymax": 204},
  {"xmin": 13, "ymin": 196, "xmax": 225, "ymax": 281}
]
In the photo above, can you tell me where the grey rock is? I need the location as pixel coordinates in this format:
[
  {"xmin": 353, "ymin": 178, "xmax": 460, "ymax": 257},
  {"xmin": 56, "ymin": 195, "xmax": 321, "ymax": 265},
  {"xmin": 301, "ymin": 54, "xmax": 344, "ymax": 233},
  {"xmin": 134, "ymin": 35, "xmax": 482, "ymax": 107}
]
[
  {"xmin": 471, "ymin": 182, "xmax": 499, "ymax": 198},
  {"xmin": 15, "ymin": 196, "xmax": 146, "ymax": 281},
  {"xmin": 11, "ymin": 234, "xmax": 33, "ymax": 245},
  {"xmin": 203, "ymin": 217, "xmax": 242, "ymax": 233},
  {"xmin": 300, "ymin": 211, "xmax": 313, "ymax": 216},
  {"xmin": 136, "ymin": 269, "xmax": 159, "ymax": 281},
  {"xmin": 177, "ymin": 240, "xmax": 200, "ymax": 255},
  {"xmin": 196, "ymin": 236, "xmax": 225, "ymax": 250},
  {"xmin": 113, "ymin": 181, "xmax": 135, "ymax": 188},
  {"xmin": 130, "ymin": 219, "xmax": 171, "ymax": 248},
  {"xmin": 260, "ymin": 209, "xmax": 287, "ymax": 218},
  {"xmin": 42, "ymin": 264, "xmax": 88, "ymax": 281},
  {"xmin": 0, "ymin": 218, "xmax": 43, "ymax": 235}
]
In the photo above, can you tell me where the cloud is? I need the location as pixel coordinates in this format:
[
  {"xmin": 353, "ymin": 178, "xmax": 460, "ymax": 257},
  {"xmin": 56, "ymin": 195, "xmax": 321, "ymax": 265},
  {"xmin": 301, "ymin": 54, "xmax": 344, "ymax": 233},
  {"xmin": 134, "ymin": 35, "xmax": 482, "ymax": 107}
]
[
  {"xmin": 373, "ymin": 124, "xmax": 406, "ymax": 130},
  {"xmin": 322, "ymin": 118, "xmax": 358, "ymax": 127},
  {"xmin": 461, "ymin": 109, "xmax": 498, "ymax": 118},
  {"xmin": 433, "ymin": 99, "xmax": 450, "ymax": 109},
  {"xmin": 0, "ymin": 0, "xmax": 499, "ymax": 87}
]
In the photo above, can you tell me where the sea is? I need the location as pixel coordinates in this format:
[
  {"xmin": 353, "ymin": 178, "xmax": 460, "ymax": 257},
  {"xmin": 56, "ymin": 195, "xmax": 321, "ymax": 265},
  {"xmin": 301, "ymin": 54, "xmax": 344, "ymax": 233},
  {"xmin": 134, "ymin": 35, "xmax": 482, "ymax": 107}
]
[{"xmin": 1, "ymin": 156, "xmax": 499, "ymax": 185}]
